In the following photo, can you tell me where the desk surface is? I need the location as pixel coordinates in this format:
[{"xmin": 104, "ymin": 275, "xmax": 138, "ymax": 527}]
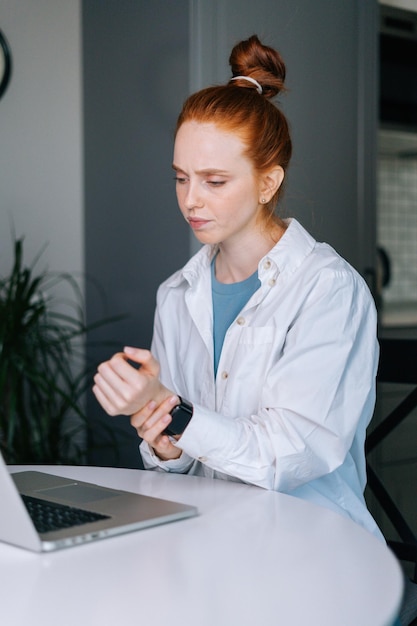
[{"xmin": 3, "ymin": 465, "xmax": 403, "ymax": 626}]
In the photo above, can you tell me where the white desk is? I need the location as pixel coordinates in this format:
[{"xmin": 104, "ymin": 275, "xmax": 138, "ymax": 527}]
[{"xmin": 2, "ymin": 465, "xmax": 403, "ymax": 626}]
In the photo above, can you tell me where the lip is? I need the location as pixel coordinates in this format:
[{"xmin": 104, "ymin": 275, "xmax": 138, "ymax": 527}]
[{"xmin": 188, "ymin": 218, "xmax": 211, "ymax": 230}]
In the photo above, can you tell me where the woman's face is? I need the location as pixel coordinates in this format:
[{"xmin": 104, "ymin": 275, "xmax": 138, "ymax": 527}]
[{"xmin": 173, "ymin": 121, "xmax": 266, "ymax": 247}]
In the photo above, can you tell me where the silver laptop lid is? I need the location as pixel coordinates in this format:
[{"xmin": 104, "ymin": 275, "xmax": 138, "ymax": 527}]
[{"xmin": 0, "ymin": 452, "xmax": 197, "ymax": 552}]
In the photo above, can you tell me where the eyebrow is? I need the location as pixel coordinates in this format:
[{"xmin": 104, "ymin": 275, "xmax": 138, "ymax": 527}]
[{"xmin": 172, "ymin": 165, "xmax": 229, "ymax": 175}]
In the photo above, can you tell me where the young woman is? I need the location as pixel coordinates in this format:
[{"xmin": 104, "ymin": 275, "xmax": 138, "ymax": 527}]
[{"xmin": 92, "ymin": 35, "xmax": 382, "ymax": 541}]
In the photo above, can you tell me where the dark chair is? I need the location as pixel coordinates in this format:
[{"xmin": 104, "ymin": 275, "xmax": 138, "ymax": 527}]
[
  {"xmin": 366, "ymin": 338, "xmax": 417, "ymax": 625},
  {"xmin": 366, "ymin": 338, "xmax": 417, "ymax": 578}
]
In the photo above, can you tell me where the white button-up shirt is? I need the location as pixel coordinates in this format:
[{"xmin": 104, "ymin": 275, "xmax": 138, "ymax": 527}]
[{"xmin": 140, "ymin": 219, "xmax": 382, "ymax": 539}]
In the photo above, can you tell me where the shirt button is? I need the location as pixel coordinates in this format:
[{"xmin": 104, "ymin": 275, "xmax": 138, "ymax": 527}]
[
  {"xmin": 236, "ymin": 316, "xmax": 245, "ymax": 326},
  {"xmin": 268, "ymin": 278, "xmax": 276, "ymax": 287},
  {"xmin": 198, "ymin": 456, "xmax": 208, "ymax": 462},
  {"xmin": 263, "ymin": 259, "xmax": 272, "ymax": 270},
  {"xmin": 221, "ymin": 371, "xmax": 229, "ymax": 380}
]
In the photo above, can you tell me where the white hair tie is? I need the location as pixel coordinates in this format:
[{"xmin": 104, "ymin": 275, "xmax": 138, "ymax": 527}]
[{"xmin": 230, "ymin": 75, "xmax": 263, "ymax": 95}]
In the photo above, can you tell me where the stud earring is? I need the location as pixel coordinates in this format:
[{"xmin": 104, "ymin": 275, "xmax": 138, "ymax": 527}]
[{"xmin": 261, "ymin": 198, "xmax": 267, "ymax": 204}]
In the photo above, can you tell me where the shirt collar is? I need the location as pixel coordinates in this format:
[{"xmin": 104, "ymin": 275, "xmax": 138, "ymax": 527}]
[
  {"xmin": 166, "ymin": 218, "xmax": 316, "ymax": 289},
  {"xmin": 258, "ymin": 218, "xmax": 316, "ymax": 280},
  {"xmin": 166, "ymin": 244, "xmax": 215, "ymax": 288}
]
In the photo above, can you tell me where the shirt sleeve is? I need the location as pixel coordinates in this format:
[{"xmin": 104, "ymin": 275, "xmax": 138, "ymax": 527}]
[
  {"xmin": 173, "ymin": 268, "xmax": 379, "ymax": 492},
  {"xmin": 139, "ymin": 293, "xmax": 196, "ymax": 475}
]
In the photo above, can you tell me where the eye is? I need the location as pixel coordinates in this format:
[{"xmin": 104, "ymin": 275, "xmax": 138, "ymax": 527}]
[
  {"xmin": 207, "ymin": 180, "xmax": 226, "ymax": 187},
  {"xmin": 174, "ymin": 176, "xmax": 188, "ymax": 185}
]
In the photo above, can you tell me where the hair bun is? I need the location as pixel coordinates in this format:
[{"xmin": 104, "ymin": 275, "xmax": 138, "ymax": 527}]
[{"xmin": 228, "ymin": 34, "xmax": 286, "ymax": 99}]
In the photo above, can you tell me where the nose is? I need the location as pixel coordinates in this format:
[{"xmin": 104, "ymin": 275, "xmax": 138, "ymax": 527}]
[{"xmin": 183, "ymin": 180, "xmax": 203, "ymax": 210}]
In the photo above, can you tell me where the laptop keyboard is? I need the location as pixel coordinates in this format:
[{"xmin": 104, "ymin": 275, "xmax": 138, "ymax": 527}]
[{"xmin": 21, "ymin": 494, "xmax": 110, "ymax": 534}]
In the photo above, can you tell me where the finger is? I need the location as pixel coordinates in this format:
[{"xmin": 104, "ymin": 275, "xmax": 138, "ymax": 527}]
[
  {"xmin": 132, "ymin": 395, "xmax": 177, "ymax": 433},
  {"xmin": 96, "ymin": 358, "xmax": 152, "ymax": 413},
  {"xmin": 123, "ymin": 347, "xmax": 159, "ymax": 376},
  {"xmin": 130, "ymin": 400, "xmax": 157, "ymax": 429},
  {"xmin": 92, "ymin": 384, "xmax": 122, "ymax": 417},
  {"xmin": 137, "ymin": 397, "xmax": 179, "ymax": 442},
  {"xmin": 93, "ymin": 370, "xmax": 130, "ymax": 409},
  {"xmin": 132, "ymin": 399, "xmax": 182, "ymax": 461},
  {"xmin": 99, "ymin": 355, "xmax": 141, "ymax": 387},
  {"xmin": 93, "ymin": 365, "xmax": 148, "ymax": 416},
  {"xmin": 139, "ymin": 413, "xmax": 172, "ymax": 443},
  {"xmin": 152, "ymin": 433, "xmax": 180, "ymax": 458}
]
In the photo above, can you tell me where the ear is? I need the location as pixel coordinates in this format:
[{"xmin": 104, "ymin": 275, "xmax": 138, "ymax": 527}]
[{"xmin": 259, "ymin": 166, "xmax": 285, "ymax": 203}]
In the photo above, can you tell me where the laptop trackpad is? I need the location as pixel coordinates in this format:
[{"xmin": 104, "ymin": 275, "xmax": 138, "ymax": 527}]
[{"xmin": 36, "ymin": 484, "xmax": 119, "ymax": 504}]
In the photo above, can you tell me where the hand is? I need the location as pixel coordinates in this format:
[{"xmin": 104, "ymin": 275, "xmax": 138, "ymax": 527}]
[
  {"xmin": 131, "ymin": 396, "xmax": 183, "ymax": 461},
  {"xmin": 92, "ymin": 347, "xmax": 172, "ymax": 417}
]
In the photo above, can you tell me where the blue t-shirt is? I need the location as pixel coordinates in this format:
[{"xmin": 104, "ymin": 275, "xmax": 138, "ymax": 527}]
[{"xmin": 211, "ymin": 258, "xmax": 261, "ymax": 376}]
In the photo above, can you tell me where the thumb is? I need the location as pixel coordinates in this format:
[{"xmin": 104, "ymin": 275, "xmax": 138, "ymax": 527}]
[{"xmin": 123, "ymin": 346, "xmax": 157, "ymax": 372}]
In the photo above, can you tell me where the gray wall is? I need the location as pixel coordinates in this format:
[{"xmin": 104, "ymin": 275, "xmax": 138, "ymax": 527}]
[
  {"xmin": 85, "ymin": 0, "xmax": 379, "ymax": 468},
  {"xmin": 83, "ymin": 1, "xmax": 190, "ymax": 467},
  {"xmin": 190, "ymin": 0, "xmax": 379, "ymax": 279},
  {"xmin": 0, "ymin": 0, "xmax": 83, "ymax": 284},
  {"xmin": 0, "ymin": 0, "xmax": 379, "ymax": 469}
]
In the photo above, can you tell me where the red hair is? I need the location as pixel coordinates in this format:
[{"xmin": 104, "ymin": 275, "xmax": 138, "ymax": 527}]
[{"xmin": 175, "ymin": 35, "xmax": 292, "ymax": 221}]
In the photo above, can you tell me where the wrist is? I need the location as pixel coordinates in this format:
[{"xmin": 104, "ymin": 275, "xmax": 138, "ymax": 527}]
[
  {"xmin": 152, "ymin": 445, "xmax": 182, "ymax": 461},
  {"xmin": 154, "ymin": 385, "xmax": 176, "ymax": 407}
]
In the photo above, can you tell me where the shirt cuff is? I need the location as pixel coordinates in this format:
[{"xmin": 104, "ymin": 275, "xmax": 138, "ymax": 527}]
[{"xmin": 177, "ymin": 403, "xmax": 236, "ymax": 461}]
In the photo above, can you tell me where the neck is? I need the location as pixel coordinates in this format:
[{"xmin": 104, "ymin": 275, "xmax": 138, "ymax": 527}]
[{"xmin": 215, "ymin": 220, "xmax": 285, "ymax": 284}]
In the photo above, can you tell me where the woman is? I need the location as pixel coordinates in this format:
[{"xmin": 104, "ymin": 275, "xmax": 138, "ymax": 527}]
[{"xmin": 93, "ymin": 35, "xmax": 382, "ymax": 541}]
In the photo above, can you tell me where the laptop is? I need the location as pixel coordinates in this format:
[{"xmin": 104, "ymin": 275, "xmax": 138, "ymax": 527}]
[{"xmin": 0, "ymin": 451, "xmax": 197, "ymax": 552}]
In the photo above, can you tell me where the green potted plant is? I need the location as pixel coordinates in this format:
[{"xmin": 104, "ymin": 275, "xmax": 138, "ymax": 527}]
[{"xmin": 0, "ymin": 238, "xmax": 120, "ymax": 465}]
